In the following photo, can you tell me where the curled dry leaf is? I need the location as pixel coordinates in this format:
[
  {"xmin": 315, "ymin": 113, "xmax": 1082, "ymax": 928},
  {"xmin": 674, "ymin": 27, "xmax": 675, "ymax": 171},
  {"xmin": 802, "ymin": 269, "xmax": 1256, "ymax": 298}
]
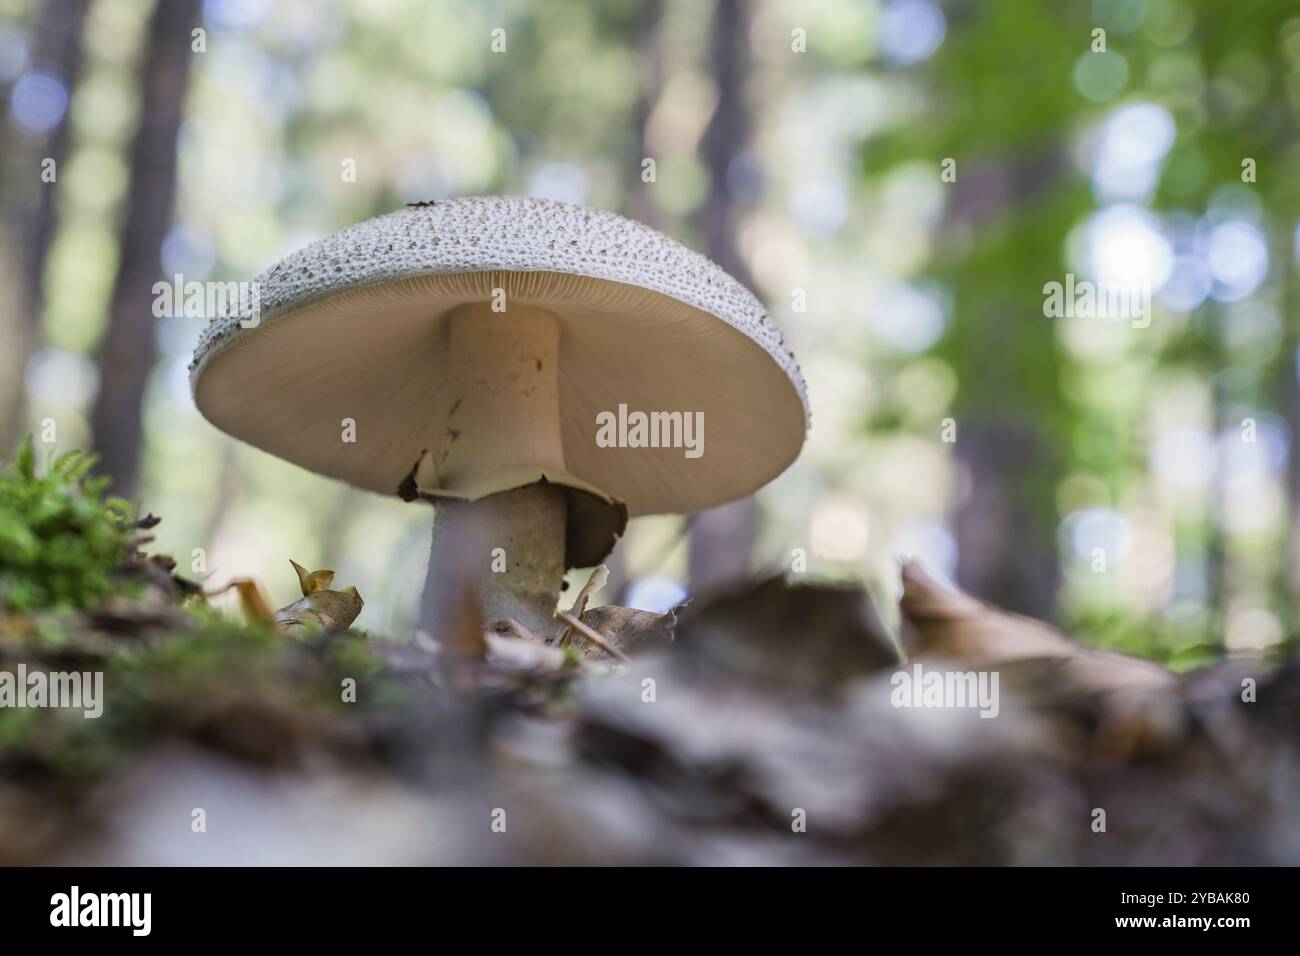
[
  {"xmin": 204, "ymin": 560, "xmax": 364, "ymax": 634},
  {"xmin": 290, "ymin": 559, "xmax": 336, "ymax": 596},
  {"xmin": 273, "ymin": 587, "xmax": 365, "ymax": 634},
  {"xmin": 899, "ymin": 559, "xmax": 1182, "ymax": 759},
  {"xmin": 673, "ymin": 575, "xmax": 901, "ymax": 694},
  {"xmin": 570, "ymin": 602, "xmax": 682, "ymax": 660},
  {"xmin": 550, "ymin": 564, "xmax": 682, "ymax": 661},
  {"xmin": 899, "ymin": 560, "xmax": 1174, "ymax": 693},
  {"xmin": 570, "ymin": 564, "xmax": 608, "ymax": 616},
  {"xmin": 555, "ymin": 608, "xmax": 631, "ymax": 663},
  {"xmin": 272, "ymin": 560, "xmax": 364, "ymax": 634}
]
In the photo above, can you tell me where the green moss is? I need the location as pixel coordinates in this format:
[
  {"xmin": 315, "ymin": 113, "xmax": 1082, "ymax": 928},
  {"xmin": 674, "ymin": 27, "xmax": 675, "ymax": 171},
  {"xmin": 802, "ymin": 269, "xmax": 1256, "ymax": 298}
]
[
  {"xmin": 0, "ymin": 440, "xmax": 389, "ymax": 781},
  {"xmin": 0, "ymin": 438, "xmax": 135, "ymax": 613},
  {"xmin": 1, "ymin": 610, "xmax": 382, "ymax": 780}
]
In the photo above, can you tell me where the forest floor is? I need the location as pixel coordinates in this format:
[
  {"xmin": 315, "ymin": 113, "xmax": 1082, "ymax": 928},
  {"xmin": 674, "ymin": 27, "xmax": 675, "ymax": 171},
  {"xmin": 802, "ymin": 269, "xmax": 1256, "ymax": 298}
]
[{"xmin": 2, "ymin": 444, "xmax": 1298, "ymax": 865}]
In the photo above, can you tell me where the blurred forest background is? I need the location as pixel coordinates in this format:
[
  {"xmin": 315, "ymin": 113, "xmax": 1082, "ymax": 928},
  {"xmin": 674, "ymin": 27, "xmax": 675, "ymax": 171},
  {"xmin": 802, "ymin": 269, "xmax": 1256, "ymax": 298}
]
[{"xmin": 1, "ymin": 0, "xmax": 1298, "ymax": 665}]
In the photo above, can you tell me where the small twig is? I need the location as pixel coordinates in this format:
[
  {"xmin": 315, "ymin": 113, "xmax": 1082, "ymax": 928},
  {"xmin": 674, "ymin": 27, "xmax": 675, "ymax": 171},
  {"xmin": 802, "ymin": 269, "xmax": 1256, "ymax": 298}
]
[{"xmin": 553, "ymin": 608, "xmax": 631, "ymax": 664}]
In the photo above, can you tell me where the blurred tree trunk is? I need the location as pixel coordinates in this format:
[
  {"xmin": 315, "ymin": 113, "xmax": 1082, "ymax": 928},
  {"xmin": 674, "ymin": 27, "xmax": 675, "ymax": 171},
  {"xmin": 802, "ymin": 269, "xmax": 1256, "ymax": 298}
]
[
  {"xmin": 0, "ymin": 0, "xmax": 91, "ymax": 448},
  {"xmin": 1277, "ymin": 230, "xmax": 1300, "ymax": 612},
  {"xmin": 953, "ymin": 420, "xmax": 1059, "ymax": 623},
  {"xmin": 688, "ymin": 0, "xmax": 757, "ymax": 597},
  {"xmin": 90, "ymin": 0, "xmax": 199, "ymax": 497},
  {"xmin": 1207, "ymin": 348, "xmax": 1229, "ymax": 649},
  {"xmin": 943, "ymin": 148, "xmax": 1066, "ymax": 622},
  {"xmin": 696, "ymin": 0, "xmax": 754, "ymax": 289},
  {"xmin": 629, "ymin": 0, "xmax": 664, "ymax": 231}
]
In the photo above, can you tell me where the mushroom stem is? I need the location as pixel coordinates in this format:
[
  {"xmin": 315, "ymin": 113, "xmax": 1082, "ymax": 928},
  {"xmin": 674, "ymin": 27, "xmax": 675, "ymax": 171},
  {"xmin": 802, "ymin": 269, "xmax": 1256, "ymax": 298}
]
[
  {"xmin": 434, "ymin": 301, "xmax": 567, "ymax": 491},
  {"xmin": 413, "ymin": 300, "xmax": 573, "ymax": 637},
  {"xmin": 420, "ymin": 482, "xmax": 568, "ymax": 639}
]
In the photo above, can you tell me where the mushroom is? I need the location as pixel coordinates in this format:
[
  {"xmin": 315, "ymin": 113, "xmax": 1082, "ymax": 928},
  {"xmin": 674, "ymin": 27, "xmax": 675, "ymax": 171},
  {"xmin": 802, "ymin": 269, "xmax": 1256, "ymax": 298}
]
[{"xmin": 190, "ymin": 197, "xmax": 808, "ymax": 636}]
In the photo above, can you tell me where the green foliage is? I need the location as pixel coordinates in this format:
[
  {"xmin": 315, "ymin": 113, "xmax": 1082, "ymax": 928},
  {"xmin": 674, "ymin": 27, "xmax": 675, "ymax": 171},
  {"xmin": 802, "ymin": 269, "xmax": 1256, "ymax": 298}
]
[{"xmin": 0, "ymin": 438, "xmax": 135, "ymax": 613}]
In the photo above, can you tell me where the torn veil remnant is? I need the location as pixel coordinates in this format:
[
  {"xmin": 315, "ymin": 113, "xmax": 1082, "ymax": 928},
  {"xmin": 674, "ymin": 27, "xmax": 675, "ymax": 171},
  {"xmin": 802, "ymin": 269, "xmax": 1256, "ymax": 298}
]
[{"xmin": 190, "ymin": 197, "xmax": 808, "ymax": 637}]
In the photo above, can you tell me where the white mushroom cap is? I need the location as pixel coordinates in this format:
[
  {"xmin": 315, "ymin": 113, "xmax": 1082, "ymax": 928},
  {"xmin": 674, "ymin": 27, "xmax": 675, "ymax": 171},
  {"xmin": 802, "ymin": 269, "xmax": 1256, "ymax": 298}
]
[{"xmin": 191, "ymin": 197, "xmax": 808, "ymax": 543}]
